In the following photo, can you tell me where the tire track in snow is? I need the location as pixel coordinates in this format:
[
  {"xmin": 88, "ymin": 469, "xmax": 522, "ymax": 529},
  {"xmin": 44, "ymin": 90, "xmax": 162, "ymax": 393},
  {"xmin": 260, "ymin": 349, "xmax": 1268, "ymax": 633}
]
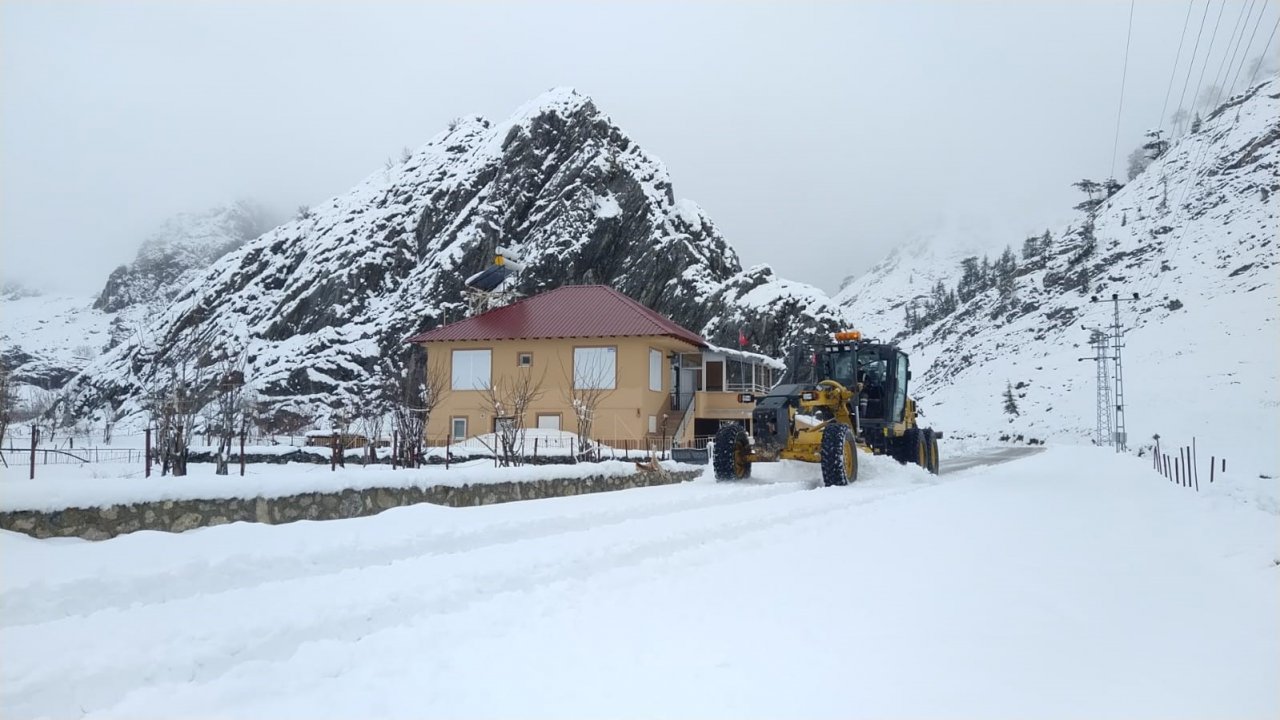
[
  {"xmin": 0, "ymin": 479, "xmax": 810, "ymax": 628},
  {"xmin": 3, "ymin": 473, "xmax": 945, "ymax": 719}
]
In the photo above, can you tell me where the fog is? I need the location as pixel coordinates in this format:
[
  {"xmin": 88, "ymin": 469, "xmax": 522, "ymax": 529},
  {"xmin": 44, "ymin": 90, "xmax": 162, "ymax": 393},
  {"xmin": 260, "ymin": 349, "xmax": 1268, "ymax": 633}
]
[{"xmin": 2, "ymin": 1, "xmax": 1276, "ymax": 296}]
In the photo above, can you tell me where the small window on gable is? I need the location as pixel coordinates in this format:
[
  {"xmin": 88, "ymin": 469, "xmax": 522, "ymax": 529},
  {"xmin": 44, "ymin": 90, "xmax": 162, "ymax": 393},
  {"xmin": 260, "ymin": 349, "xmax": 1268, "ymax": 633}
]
[{"xmin": 518, "ymin": 352, "xmax": 533, "ymax": 368}]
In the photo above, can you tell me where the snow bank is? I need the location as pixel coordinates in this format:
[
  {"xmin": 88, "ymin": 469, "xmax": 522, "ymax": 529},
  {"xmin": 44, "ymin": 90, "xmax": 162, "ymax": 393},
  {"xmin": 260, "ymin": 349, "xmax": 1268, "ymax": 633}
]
[{"xmin": 0, "ymin": 459, "xmax": 699, "ymax": 513}]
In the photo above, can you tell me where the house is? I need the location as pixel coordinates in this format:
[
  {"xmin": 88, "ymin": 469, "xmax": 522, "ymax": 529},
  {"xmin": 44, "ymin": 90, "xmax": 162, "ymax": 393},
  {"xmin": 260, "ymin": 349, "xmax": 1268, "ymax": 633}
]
[{"xmin": 404, "ymin": 285, "xmax": 784, "ymax": 450}]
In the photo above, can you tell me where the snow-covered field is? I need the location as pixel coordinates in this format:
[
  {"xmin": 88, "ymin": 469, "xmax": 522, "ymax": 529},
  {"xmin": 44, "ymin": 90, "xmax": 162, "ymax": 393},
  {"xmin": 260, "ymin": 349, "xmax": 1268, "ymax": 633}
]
[{"xmin": 2, "ymin": 445, "xmax": 1275, "ymax": 719}]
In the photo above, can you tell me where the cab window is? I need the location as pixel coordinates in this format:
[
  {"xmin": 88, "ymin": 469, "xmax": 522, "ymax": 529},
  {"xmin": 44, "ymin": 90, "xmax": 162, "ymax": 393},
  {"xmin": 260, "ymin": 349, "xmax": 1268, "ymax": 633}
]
[{"xmin": 891, "ymin": 353, "xmax": 909, "ymax": 421}]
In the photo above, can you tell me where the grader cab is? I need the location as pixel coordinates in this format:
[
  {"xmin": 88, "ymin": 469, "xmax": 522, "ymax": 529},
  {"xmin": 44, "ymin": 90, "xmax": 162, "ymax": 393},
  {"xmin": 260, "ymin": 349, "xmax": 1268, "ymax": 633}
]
[{"xmin": 713, "ymin": 331, "xmax": 940, "ymax": 486}]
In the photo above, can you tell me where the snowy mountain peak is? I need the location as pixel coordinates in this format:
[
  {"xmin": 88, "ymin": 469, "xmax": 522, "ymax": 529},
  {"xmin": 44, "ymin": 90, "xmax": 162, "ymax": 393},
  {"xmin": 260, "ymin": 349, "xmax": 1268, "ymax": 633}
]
[{"xmin": 58, "ymin": 90, "xmax": 842, "ymax": 428}]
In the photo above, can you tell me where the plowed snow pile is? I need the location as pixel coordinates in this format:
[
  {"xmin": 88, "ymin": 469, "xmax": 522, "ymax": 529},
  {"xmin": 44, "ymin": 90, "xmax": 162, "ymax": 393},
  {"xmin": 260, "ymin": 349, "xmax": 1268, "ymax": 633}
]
[{"xmin": 1, "ymin": 447, "xmax": 1275, "ymax": 718}]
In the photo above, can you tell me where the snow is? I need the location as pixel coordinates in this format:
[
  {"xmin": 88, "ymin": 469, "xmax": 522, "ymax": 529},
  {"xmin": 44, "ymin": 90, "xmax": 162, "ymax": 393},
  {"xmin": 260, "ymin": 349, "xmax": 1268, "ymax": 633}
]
[
  {"xmin": 0, "ymin": 455, "xmax": 694, "ymax": 513},
  {"xmin": 838, "ymin": 74, "xmax": 1280, "ymax": 481},
  {"xmin": 593, "ymin": 193, "xmax": 621, "ymax": 219},
  {"xmin": 1, "ymin": 445, "xmax": 1274, "ymax": 718}
]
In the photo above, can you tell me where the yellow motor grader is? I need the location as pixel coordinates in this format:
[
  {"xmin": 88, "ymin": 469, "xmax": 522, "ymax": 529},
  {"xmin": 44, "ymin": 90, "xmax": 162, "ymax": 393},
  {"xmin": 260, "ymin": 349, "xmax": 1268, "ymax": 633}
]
[{"xmin": 713, "ymin": 331, "xmax": 940, "ymax": 485}]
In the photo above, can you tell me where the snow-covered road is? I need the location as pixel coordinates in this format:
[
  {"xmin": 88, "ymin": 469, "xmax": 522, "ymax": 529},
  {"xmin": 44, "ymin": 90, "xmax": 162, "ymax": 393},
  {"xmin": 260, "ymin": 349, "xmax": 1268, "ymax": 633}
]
[{"xmin": 2, "ymin": 446, "xmax": 1275, "ymax": 719}]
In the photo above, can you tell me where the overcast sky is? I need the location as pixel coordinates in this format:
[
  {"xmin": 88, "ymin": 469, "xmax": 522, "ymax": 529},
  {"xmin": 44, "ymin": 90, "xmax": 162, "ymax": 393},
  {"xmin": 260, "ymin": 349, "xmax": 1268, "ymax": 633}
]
[{"xmin": 2, "ymin": 0, "xmax": 1276, "ymax": 296}]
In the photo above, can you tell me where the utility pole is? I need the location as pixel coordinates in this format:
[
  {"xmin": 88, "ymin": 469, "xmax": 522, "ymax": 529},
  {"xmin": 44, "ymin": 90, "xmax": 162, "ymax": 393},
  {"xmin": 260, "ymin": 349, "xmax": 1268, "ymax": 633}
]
[
  {"xmin": 1091, "ymin": 292, "xmax": 1139, "ymax": 452},
  {"xmin": 1078, "ymin": 327, "xmax": 1114, "ymax": 447}
]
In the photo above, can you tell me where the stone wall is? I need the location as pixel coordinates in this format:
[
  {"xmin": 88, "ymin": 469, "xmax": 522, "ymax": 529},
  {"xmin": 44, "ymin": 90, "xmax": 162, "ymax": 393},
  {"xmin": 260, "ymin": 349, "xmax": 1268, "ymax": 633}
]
[{"xmin": 0, "ymin": 469, "xmax": 701, "ymax": 541}]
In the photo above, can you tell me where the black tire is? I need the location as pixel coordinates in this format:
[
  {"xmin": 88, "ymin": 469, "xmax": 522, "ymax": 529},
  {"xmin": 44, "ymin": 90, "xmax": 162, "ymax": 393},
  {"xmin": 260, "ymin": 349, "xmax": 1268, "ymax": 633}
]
[
  {"xmin": 892, "ymin": 428, "xmax": 917, "ymax": 465},
  {"xmin": 923, "ymin": 428, "xmax": 940, "ymax": 474},
  {"xmin": 712, "ymin": 424, "xmax": 752, "ymax": 480},
  {"xmin": 819, "ymin": 423, "xmax": 858, "ymax": 486}
]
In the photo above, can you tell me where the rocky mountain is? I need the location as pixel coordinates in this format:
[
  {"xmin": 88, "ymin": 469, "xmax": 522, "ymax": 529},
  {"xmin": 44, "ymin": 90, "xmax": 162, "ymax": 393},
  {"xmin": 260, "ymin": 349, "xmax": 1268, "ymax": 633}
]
[
  {"xmin": 1, "ymin": 202, "xmax": 271, "ymax": 394},
  {"xmin": 94, "ymin": 201, "xmax": 272, "ymax": 313},
  {"xmin": 63, "ymin": 88, "xmax": 848, "ymax": 428},
  {"xmin": 839, "ymin": 74, "xmax": 1279, "ymax": 478}
]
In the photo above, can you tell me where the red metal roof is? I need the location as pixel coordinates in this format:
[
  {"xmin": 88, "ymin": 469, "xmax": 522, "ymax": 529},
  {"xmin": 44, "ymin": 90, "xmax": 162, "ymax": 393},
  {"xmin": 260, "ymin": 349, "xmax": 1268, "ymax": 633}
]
[{"xmin": 404, "ymin": 285, "xmax": 707, "ymax": 347}]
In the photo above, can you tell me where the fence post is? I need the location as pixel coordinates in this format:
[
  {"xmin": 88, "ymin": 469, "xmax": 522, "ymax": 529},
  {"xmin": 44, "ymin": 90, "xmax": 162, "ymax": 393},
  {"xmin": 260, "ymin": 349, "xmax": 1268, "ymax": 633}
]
[
  {"xmin": 1210, "ymin": 456, "xmax": 1215, "ymax": 483},
  {"xmin": 29, "ymin": 426, "xmax": 38, "ymax": 480},
  {"xmin": 239, "ymin": 427, "xmax": 247, "ymax": 477},
  {"xmin": 145, "ymin": 427, "xmax": 152, "ymax": 478},
  {"xmin": 570, "ymin": 437, "xmax": 575, "ymax": 463},
  {"xmin": 1175, "ymin": 454, "xmax": 1181, "ymax": 486},
  {"xmin": 1192, "ymin": 438, "xmax": 1199, "ymax": 489},
  {"xmin": 533, "ymin": 437, "xmax": 538, "ymax": 460}
]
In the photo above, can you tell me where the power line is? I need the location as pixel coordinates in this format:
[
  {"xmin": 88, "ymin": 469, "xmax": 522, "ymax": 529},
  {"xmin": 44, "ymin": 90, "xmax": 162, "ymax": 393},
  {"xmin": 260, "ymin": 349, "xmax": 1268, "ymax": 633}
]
[
  {"xmin": 1175, "ymin": 0, "xmax": 1216, "ymax": 120},
  {"xmin": 1139, "ymin": 7, "xmax": 1276, "ymax": 302},
  {"xmin": 1190, "ymin": 0, "xmax": 1231, "ymax": 110},
  {"xmin": 1239, "ymin": 15, "xmax": 1280, "ymax": 91},
  {"xmin": 1159, "ymin": 0, "xmax": 1199, "ymax": 131},
  {"xmin": 1227, "ymin": 2, "xmax": 1276, "ymax": 97},
  {"xmin": 1111, "ymin": 0, "xmax": 1138, "ymax": 180},
  {"xmin": 1210, "ymin": 0, "xmax": 1258, "ymax": 108}
]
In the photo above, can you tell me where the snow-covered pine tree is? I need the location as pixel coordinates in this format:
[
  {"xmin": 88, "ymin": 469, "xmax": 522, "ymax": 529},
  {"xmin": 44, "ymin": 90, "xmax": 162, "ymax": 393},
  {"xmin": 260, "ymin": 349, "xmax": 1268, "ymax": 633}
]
[{"xmin": 1003, "ymin": 382, "xmax": 1020, "ymax": 416}]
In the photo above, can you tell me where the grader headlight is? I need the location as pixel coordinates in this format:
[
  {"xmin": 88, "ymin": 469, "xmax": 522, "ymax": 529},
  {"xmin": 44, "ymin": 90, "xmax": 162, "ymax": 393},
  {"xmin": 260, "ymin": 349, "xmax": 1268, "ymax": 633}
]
[{"xmin": 801, "ymin": 391, "xmax": 818, "ymax": 402}]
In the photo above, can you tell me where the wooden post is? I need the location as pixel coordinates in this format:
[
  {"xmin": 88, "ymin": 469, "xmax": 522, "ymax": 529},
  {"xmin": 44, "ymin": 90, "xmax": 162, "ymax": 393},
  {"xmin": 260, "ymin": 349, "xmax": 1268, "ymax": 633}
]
[
  {"xmin": 29, "ymin": 426, "xmax": 38, "ymax": 480},
  {"xmin": 1192, "ymin": 438, "xmax": 1199, "ymax": 488},
  {"xmin": 145, "ymin": 427, "xmax": 152, "ymax": 478},
  {"xmin": 1222, "ymin": 458, "xmax": 1226, "ymax": 473},
  {"xmin": 239, "ymin": 426, "xmax": 247, "ymax": 477},
  {"xmin": 391, "ymin": 430, "xmax": 398, "ymax": 470},
  {"xmin": 445, "ymin": 434, "xmax": 450, "ymax": 470},
  {"xmin": 1175, "ymin": 454, "xmax": 1181, "ymax": 486},
  {"xmin": 330, "ymin": 434, "xmax": 337, "ymax": 472},
  {"xmin": 1210, "ymin": 456, "xmax": 1215, "ymax": 483},
  {"xmin": 570, "ymin": 437, "xmax": 575, "ymax": 463},
  {"xmin": 533, "ymin": 437, "xmax": 538, "ymax": 460}
]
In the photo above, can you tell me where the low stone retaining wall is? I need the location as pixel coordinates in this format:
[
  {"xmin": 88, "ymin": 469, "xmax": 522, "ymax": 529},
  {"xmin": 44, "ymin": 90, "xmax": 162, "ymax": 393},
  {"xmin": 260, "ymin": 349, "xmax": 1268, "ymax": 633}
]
[{"xmin": 0, "ymin": 469, "xmax": 701, "ymax": 541}]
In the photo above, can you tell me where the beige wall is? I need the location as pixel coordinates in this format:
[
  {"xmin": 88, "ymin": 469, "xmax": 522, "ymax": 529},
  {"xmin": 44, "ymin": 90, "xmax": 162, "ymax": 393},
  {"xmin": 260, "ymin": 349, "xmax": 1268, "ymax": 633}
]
[{"xmin": 421, "ymin": 335, "xmax": 700, "ymax": 445}]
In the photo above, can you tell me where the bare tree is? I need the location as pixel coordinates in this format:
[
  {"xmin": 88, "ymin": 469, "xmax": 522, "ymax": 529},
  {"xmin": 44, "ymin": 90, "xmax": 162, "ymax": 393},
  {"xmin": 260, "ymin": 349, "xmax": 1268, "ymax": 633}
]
[
  {"xmin": 384, "ymin": 348, "xmax": 448, "ymax": 468},
  {"xmin": 211, "ymin": 354, "xmax": 247, "ymax": 475},
  {"xmin": 479, "ymin": 368, "xmax": 546, "ymax": 466},
  {"xmin": 144, "ymin": 349, "xmax": 210, "ymax": 477},
  {"xmin": 561, "ymin": 349, "xmax": 616, "ymax": 456},
  {"xmin": 357, "ymin": 398, "xmax": 389, "ymax": 465},
  {"xmin": 0, "ymin": 360, "xmax": 14, "ymax": 452}
]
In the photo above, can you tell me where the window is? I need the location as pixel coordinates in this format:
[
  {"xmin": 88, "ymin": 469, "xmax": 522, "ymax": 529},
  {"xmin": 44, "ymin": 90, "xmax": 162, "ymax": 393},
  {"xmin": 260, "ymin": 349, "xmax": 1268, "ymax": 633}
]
[
  {"xmin": 536, "ymin": 414, "xmax": 561, "ymax": 431},
  {"xmin": 649, "ymin": 349, "xmax": 663, "ymax": 392},
  {"xmin": 517, "ymin": 352, "xmax": 533, "ymax": 368},
  {"xmin": 573, "ymin": 347, "xmax": 616, "ymax": 389},
  {"xmin": 451, "ymin": 417, "xmax": 468, "ymax": 441},
  {"xmin": 451, "ymin": 349, "xmax": 491, "ymax": 390},
  {"xmin": 892, "ymin": 352, "xmax": 910, "ymax": 421},
  {"xmin": 705, "ymin": 361, "xmax": 724, "ymax": 392},
  {"xmin": 648, "ymin": 415, "xmax": 658, "ymax": 433}
]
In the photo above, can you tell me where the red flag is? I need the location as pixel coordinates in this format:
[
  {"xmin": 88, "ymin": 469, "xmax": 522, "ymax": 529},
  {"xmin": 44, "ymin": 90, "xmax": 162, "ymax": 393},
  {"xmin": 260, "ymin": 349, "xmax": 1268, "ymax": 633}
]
[{"xmin": 738, "ymin": 327, "xmax": 748, "ymax": 348}]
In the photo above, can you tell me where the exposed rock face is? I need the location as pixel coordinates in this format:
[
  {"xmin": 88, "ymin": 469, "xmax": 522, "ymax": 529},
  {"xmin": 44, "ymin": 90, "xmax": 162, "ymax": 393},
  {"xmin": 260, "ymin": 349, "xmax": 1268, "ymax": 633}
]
[
  {"xmin": 65, "ymin": 88, "xmax": 848, "ymax": 426},
  {"xmin": 94, "ymin": 200, "xmax": 272, "ymax": 313}
]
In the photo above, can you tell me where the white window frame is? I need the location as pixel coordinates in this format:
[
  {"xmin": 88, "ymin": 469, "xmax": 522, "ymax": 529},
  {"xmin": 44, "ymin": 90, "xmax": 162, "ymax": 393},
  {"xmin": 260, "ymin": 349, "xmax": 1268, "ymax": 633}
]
[
  {"xmin": 536, "ymin": 414, "xmax": 561, "ymax": 431},
  {"xmin": 451, "ymin": 417, "xmax": 468, "ymax": 442},
  {"xmin": 573, "ymin": 346, "xmax": 616, "ymax": 390},
  {"xmin": 649, "ymin": 349, "xmax": 663, "ymax": 392},
  {"xmin": 451, "ymin": 349, "xmax": 492, "ymax": 390},
  {"xmin": 517, "ymin": 351, "xmax": 533, "ymax": 368}
]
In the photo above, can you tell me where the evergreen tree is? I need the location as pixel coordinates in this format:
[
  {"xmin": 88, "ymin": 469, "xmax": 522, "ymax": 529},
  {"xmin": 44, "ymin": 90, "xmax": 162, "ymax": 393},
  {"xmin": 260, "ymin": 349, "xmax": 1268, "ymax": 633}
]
[
  {"xmin": 1039, "ymin": 230, "xmax": 1053, "ymax": 269},
  {"xmin": 1142, "ymin": 129, "xmax": 1169, "ymax": 160},
  {"xmin": 1021, "ymin": 235, "xmax": 1039, "ymax": 263},
  {"xmin": 957, "ymin": 258, "xmax": 981, "ymax": 302},
  {"xmin": 1003, "ymin": 382, "xmax": 1020, "ymax": 416}
]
